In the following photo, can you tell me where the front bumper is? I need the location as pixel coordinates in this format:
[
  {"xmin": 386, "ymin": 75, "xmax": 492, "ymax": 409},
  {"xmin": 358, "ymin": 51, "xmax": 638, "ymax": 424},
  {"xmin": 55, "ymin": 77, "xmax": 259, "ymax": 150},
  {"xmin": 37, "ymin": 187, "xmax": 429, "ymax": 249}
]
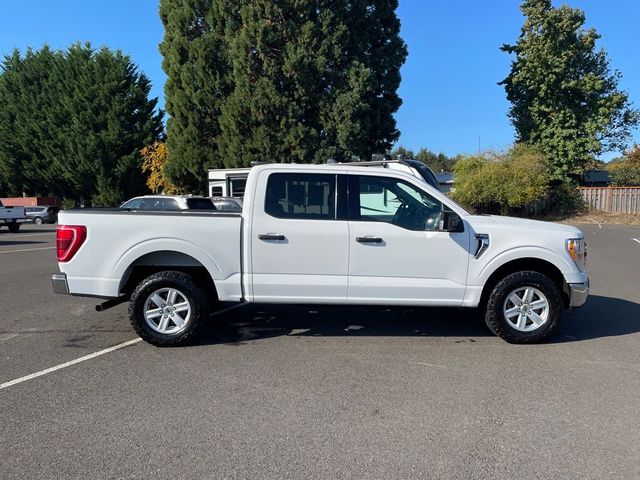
[
  {"xmin": 568, "ymin": 279, "xmax": 589, "ymax": 308},
  {"xmin": 51, "ymin": 273, "xmax": 70, "ymax": 295}
]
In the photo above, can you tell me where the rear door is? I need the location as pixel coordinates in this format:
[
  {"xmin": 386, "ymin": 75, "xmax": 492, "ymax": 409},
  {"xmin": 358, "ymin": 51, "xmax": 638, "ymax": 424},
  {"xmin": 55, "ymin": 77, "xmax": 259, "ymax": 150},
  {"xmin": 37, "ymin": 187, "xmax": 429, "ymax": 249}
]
[
  {"xmin": 347, "ymin": 173, "xmax": 471, "ymax": 306},
  {"xmin": 250, "ymin": 171, "xmax": 349, "ymax": 303}
]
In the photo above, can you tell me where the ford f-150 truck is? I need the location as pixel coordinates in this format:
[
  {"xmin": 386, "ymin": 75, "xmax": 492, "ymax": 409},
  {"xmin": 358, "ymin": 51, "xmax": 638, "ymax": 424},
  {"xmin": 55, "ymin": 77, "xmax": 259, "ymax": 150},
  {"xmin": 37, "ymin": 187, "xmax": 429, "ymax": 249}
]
[{"xmin": 52, "ymin": 164, "xmax": 589, "ymax": 346}]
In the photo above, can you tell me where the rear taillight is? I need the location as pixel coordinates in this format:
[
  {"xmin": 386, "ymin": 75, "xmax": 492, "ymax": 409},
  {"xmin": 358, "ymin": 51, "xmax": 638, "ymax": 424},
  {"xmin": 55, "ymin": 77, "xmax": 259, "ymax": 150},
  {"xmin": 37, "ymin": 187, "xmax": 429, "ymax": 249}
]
[{"xmin": 56, "ymin": 225, "xmax": 87, "ymax": 262}]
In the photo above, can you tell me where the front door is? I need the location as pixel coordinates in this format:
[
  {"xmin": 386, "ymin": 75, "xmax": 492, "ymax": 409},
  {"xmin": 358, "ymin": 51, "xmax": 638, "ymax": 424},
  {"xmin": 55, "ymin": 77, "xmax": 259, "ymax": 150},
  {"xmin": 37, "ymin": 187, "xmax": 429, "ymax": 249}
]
[
  {"xmin": 347, "ymin": 174, "xmax": 471, "ymax": 306},
  {"xmin": 250, "ymin": 171, "xmax": 349, "ymax": 303}
]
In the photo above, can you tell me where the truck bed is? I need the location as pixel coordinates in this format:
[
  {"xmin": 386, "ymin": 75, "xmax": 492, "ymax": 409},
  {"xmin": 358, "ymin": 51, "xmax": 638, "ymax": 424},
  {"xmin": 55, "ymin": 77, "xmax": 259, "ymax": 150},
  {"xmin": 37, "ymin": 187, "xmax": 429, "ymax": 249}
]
[{"xmin": 58, "ymin": 209, "xmax": 243, "ymax": 301}]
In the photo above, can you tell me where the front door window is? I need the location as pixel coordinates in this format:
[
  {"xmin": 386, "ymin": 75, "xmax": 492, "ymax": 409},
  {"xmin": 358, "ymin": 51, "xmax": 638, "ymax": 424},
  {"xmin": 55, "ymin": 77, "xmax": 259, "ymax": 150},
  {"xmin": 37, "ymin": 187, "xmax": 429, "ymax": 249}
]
[{"xmin": 353, "ymin": 175, "xmax": 442, "ymax": 231}]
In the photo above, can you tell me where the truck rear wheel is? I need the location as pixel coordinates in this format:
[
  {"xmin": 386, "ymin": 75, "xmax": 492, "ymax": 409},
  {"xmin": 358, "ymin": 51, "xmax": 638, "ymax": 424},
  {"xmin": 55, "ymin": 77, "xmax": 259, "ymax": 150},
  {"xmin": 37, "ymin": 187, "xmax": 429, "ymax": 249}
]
[
  {"xmin": 8, "ymin": 223, "xmax": 20, "ymax": 233},
  {"xmin": 129, "ymin": 271, "xmax": 208, "ymax": 347},
  {"xmin": 485, "ymin": 271, "xmax": 562, "ymax": 344}
]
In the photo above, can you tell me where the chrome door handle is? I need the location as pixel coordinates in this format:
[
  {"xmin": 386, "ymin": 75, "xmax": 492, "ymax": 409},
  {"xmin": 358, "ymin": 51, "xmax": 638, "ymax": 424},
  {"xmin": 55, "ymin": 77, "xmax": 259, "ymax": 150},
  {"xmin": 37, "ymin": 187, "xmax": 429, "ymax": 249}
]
[
  {"xmin": 356, "ymin": 236, "xmax": 383, "ymax": 244},
  {"xmin": 258, "ymin": 234, "xmax": 286, "ymax": 241}
]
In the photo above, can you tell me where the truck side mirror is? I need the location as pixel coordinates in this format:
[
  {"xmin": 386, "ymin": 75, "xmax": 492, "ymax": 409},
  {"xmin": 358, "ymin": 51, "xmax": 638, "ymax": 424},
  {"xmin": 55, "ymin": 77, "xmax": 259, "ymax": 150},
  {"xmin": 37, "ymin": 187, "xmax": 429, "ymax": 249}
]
[{"xmin": 439, "ymin": 209, "xmax": 464, "ymax": 232}]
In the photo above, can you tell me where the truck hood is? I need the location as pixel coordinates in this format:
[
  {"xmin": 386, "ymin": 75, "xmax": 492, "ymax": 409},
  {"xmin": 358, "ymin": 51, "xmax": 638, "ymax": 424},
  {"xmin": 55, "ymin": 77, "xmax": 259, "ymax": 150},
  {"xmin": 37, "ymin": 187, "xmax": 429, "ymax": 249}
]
[{"xmin": 466, "ymin": 214, "xmax": 583, "ymax": 238}]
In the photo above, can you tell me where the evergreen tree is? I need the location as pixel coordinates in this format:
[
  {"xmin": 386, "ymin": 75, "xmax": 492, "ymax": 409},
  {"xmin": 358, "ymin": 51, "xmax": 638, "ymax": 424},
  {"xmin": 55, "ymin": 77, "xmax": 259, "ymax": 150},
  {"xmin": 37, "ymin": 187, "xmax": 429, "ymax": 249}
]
[
  {"xmin": 159, "ymin": 0, "xmax": 231, "ymax": 193},
  {"xmin": 160, "ymin": 0, "xmax": 407, "ymax": 184},
  {"xmin": 390, "ymin": 146, "xmax": 416, "ymax": 159},
  {"xmin": 390, "ymin": 146, "xmax": 456, "ymax": 172},
  {"xmin": 500, "ymin": 0, "xmax": 638, "ymax": 180},
  {"xmin": 415, "ymin": 148, "xmax": 455, "ymax": 172},
  {"xmin": 0, "ymin": 44, "xmax": 162, "ymax": 205},
  {"xmin": 0, "ymin": 47, "xmax": 60, "ymax": 196}
]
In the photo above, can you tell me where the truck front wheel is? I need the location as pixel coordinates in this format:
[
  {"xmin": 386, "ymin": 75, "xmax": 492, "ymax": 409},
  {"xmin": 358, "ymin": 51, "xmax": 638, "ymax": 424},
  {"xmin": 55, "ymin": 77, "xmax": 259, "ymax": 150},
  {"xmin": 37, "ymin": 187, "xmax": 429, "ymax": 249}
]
[
  {"xmin": 129, "ymin": 271, "xmax": 209, "ymax": 347},
  {"xmin": 485, "ymin": 271, "xmax": 562, "ymax": 344}
]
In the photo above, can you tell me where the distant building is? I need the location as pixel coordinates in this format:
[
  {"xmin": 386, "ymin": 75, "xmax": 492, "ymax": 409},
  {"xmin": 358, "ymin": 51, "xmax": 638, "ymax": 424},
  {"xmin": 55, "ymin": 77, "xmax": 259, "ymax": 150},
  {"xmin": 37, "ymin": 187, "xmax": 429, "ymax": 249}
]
[
  {"xmin": 582, "ymin": 170, "xmax": 610, "ymax": 187},
  {"xmin": 436, "ymin": 172, "xmax": 455, "ymax": 193},
  {"xmin": 0, "ymin": 196, "xmax": 60, "ymax": 207}
]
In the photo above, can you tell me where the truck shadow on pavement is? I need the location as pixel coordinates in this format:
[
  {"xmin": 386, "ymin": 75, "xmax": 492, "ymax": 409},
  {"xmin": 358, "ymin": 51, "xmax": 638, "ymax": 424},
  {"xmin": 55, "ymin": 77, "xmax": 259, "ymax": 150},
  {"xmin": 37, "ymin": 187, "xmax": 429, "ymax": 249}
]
[
  {"xmin": 552, "ymin": 295, "xmax": 640, "ymax": 342},
  {"xmin": 195, "ymin": 295, "xmax": 639, "ymax": 346},
  {"xmin": 0, "ymin": 239, "xmax": 47, "ymax": 246}
]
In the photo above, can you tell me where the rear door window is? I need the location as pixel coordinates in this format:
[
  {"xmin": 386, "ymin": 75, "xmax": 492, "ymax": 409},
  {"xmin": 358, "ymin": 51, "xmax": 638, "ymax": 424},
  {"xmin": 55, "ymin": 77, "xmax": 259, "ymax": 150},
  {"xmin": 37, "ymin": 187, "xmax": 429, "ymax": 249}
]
[{"xmin": 265, "ymin": 173, "xmax": 336, "ymax": 220}]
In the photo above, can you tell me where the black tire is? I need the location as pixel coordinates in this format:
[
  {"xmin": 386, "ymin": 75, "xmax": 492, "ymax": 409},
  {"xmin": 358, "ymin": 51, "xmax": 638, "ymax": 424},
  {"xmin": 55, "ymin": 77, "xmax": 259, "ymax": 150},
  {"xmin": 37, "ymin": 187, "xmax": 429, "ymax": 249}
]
[
  {"xmin": 34, "ymin": 217, "xmax": 43, "ymax": 225},
  {"xmin": 485, "ymin": 271, "xmax": 562, "ymax": 344},
  {"xmin": 8, "ymin": 223, "xmax": 20, "ymax": 233},
  {"xmin": 129, "ymin": 271, "xmax": 209, "ymax": 347}
]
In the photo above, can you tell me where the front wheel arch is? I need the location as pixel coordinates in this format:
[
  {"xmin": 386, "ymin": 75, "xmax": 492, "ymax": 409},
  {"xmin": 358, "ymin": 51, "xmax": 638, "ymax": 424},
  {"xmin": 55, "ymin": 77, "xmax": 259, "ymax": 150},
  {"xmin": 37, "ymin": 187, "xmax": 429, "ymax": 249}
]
[{"xmin": 479, "ymin": 258, "xmax": 568, "ymax": 309}]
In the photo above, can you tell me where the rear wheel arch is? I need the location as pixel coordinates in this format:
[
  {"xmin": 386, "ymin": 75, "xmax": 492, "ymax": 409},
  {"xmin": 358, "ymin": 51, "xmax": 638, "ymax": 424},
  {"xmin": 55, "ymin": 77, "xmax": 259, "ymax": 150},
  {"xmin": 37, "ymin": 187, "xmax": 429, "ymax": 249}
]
[{"xmin": 119, "ymin": 250, "xmax": 218, "ymax": 302}]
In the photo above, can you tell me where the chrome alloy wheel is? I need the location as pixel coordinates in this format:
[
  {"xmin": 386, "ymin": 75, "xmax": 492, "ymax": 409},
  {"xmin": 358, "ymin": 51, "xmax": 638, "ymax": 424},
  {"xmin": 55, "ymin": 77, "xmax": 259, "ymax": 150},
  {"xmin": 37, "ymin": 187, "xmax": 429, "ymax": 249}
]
[
  {"xmin": 503, "ymin": 286, "xmax": 550, "ymax": 332},
  {"xmin": 143, "ymin": 287, "xmax": 191, "ymax": 334}
]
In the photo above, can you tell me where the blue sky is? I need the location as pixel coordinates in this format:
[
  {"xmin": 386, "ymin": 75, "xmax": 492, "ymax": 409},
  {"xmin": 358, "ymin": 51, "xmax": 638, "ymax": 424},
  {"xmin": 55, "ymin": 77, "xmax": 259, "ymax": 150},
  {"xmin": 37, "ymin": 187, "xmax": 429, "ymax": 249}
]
[{"xmin": 1, "ymin": 0, "xmax": 638, "ymax": 160}]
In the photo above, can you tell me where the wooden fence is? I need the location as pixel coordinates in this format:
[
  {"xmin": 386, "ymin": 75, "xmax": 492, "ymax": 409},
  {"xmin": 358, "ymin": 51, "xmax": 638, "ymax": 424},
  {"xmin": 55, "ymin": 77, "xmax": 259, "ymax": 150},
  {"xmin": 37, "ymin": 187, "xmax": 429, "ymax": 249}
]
[{"xmin": 579, "ymin": 187, "xmax": 640, "ymax": 214}]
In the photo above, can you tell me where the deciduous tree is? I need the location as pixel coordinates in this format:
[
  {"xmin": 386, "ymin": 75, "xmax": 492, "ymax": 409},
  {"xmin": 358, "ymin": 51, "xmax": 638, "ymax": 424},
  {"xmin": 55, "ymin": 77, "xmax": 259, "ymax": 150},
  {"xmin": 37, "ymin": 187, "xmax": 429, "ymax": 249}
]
[
  {"xmin": 500, "ymin": 0, "xmax": 638, "ymax": 180},
  {"xmin": 608, "ymin": 145, "xmax": 640, "ymax": 186},
  {"xmin": 141, "ymin": 141, "xmax": 180, "ymax": 194}
]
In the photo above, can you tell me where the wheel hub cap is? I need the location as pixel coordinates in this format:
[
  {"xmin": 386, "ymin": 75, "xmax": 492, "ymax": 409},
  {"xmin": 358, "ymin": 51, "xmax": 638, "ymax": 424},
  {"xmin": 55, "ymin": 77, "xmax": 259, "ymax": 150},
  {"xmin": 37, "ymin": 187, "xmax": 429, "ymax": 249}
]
[
  {"xmin": 503, "ymin": 286, "xmax": 550, "ymax": 332},
  {"xmin": 143, "ymin": 287, "xmax": 191, "ymax": 335}
]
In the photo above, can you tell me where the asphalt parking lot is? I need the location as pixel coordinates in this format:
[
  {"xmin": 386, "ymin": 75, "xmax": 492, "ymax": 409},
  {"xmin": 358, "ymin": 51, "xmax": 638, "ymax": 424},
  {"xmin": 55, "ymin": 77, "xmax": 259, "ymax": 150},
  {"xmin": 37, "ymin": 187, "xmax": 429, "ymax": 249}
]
[{"xmin": 1, "ymin": 223, "xmax": 639, "ymax": 479}]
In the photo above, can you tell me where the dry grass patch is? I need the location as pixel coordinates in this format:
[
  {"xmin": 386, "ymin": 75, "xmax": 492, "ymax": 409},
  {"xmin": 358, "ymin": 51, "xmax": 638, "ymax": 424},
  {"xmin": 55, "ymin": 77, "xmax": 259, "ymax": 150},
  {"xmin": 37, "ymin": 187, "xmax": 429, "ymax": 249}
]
[{"xmin": 539, "ymin": 210, "xmax": 640, "ymax": 225}]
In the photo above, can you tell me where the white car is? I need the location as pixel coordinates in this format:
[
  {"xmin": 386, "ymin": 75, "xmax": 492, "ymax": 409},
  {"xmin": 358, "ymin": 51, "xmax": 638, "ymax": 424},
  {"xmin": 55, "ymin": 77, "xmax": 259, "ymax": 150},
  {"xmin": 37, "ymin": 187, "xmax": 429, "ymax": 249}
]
[
  {"xmin": 120, "ymin": 195, "xmax": 216, "ymax": 211},
  {"xmin": 53, "ymin": 164, "xmax": 589, "ymax": 346}
]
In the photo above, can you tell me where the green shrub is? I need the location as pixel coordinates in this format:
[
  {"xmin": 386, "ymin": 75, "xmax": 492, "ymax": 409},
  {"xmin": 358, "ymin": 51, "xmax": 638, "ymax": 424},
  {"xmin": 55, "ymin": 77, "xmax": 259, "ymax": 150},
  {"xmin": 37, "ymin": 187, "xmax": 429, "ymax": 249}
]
[
  {"xmin": 607, "ymin": 146, "xmax": 640, "ymax": 186},
  {"xmin": 453, "ymin": 145, "xmax": 549, "ymax": 215},
  {"xmin": 60, "ymin": 198, "xmax": 77, "ymax": 209},
  {"xmin": 547, "ymin": 181, "xmax": 587, "ymax": 216}
]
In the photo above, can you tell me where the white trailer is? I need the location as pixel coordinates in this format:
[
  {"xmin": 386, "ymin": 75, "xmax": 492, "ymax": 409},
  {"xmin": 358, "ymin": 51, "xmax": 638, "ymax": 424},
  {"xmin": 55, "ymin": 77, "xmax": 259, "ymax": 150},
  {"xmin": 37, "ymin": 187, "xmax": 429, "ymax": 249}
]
[{"xmin": 207, "ymin": 167, "xmax": 251, "ymax": 198}]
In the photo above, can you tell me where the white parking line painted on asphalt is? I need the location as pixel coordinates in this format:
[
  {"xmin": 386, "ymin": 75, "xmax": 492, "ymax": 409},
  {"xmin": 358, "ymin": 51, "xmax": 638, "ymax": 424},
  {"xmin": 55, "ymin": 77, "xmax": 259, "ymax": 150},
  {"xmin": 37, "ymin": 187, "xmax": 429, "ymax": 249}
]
[
  {"xmin": 0, "ymin": 333, "xmax": 19, "ymax": 342},
  {"xmin": 632, "ymin": 238, "xmax": 640, "ymax": 245},
  {"xmin": 0, "ymin": 246, "xmax": 56, "ymax": 254},
  {"xmin": 0, "ymin": 338, "xmax": 142, "ymax": 391},
  {"xmin": 411, "ymin": 362, "xmax": 446, "ymax": 369}
]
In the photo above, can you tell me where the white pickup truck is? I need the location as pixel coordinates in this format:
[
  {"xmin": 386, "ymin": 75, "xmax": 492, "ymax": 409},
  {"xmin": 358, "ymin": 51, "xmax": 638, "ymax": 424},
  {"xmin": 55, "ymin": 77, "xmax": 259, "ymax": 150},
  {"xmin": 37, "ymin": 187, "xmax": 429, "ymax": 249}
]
[
  {"xmin": 52, "ymin": 164, "xmax": 589, "ymax": 346},
  {"xmin": 0, "ymin": 200, "xmax": 28, "ymax": 232}
]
